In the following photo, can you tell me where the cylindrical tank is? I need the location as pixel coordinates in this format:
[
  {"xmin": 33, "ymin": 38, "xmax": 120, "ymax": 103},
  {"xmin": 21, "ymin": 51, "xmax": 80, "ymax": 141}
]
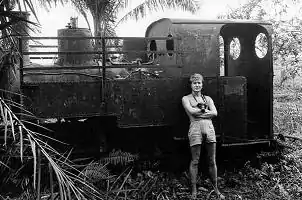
[
  {"xmin": 122, "ymin": 38, "xmax": 147, "ymax": 62},
  {"xmin": 57, "ymin": 28, "xmax": 96, "ymax": 66}
]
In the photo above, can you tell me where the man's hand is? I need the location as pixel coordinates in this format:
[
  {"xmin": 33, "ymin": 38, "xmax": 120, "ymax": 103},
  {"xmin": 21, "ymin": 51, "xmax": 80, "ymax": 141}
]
[{"xmin": 193, "ymin": 109, "xmax": 216, "ymax": 119}]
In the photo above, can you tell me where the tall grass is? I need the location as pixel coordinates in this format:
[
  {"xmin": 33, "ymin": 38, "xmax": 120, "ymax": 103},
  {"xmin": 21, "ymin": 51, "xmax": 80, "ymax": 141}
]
[{"xmin": 273, "ymin": 77, "xmax": 302, "ymax": 137}]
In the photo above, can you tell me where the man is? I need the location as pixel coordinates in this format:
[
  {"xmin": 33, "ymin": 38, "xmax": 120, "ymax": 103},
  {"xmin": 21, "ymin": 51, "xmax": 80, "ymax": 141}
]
[{"xmin": 182, "ymin": 73, "xmax": 225, "ymax": 199}]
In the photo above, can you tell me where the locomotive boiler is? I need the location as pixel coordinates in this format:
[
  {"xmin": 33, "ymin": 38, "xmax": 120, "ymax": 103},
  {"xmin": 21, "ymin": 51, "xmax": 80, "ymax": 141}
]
[{"xmin": 17, "ymin": 18, "xmax": 274, "ymax": 154}]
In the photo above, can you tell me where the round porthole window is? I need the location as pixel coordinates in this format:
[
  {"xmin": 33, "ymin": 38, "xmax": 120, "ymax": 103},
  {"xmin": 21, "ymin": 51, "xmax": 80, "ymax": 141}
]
[
  {"xmin": 255, "ymin": 33, "xmax": 268, "ymax": 58},
  {"xmin": 229, "ymin": 37, "xmax": 241, "ymax": 60}
]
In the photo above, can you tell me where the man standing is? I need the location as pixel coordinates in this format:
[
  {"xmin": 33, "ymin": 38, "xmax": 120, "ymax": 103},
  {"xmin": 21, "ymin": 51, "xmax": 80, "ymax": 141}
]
[{"xmin": 182, "ymin": 73, "xmax": 225, "ymax": 199}]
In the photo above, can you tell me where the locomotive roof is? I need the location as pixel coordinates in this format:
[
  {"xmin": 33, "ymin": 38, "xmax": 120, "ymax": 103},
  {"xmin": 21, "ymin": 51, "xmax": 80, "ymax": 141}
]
[
  {"xmin": 145, "ymin": 18, "xmax": 272, "ymax": 37},
  {"xmin": 152, "ymin": 18, "xmax": 272, "ymax": 25}
]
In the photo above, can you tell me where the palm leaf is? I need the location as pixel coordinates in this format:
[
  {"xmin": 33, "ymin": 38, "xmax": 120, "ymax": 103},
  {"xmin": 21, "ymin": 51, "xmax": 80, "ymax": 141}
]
[
  {"xmin": 83, "ymin": 162, "xmax": 113, "ymax": 183},
  {"xmin": 1, "ymin": 96, "xmax": 103, "ymax": 199},
  {"xmin": 0, "ymin": 160, "xmax": 11, "ymax": 169},
  {"xmin": 116, "ymin": 0, "xmax": 200, "ymax": 26},
  {"xmin": 22, "ymin": 0, "xmax": 40, "ymax": 23},
  {"xmin": 19, "ymin": 125, "xmax": 23, "ymax": 162},
  {"xmin": 4, "ymin": 107, "xmax": 8, "ymax": 146},
  {"xmin": 16, "ymin": 0, "xmax": 22, "ymax": 11},
  {"xmin": 102, "ymin": 149, "xmax": 139, "ymax": 166},
  {"xmin": 7, "ymin": 109, "xmax": 15, "ymax": 140},
  {"xmin": 21, "ymin": 119, "xmax": 54, "ymax": 132},
  {"xmin": 115, "ymin": 167, "xmax": 132, "ymax": 198},
  {"xmin": 27, "ymin": 134, "xmax": 37, "ymax": 189},
  {"xmin": 0, "ymin": 101, "xmax": 4, "ymax": 122},
  {"xmin": 31, "ymin": 131, "xmax": 68, "ymax": 146},
  {"xmin": 109, "ymin": 166, "xmax": 130, "ymax": 192}
]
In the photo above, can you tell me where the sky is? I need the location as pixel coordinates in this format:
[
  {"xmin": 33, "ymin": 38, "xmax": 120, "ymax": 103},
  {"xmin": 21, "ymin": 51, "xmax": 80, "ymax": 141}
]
[{"xmin": 30, "ymin": 0, "xmax": 245, "ymax": 37}]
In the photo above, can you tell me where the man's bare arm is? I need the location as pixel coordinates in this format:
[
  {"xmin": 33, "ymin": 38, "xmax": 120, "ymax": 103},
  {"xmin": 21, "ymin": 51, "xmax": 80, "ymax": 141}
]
[
  {"xmin": 193, "ymin": 96, "xmax": 217, "ymax": 119},
  {"xmin": 182, "ymin": 96, "xmax": 203, "ymax": 115}
]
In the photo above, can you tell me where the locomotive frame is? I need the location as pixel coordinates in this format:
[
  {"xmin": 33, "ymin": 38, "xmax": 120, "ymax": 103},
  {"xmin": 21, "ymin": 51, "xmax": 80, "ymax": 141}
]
[{"xmin": 18, "ymin": 18, "xmax": 274, "ymax": 149}]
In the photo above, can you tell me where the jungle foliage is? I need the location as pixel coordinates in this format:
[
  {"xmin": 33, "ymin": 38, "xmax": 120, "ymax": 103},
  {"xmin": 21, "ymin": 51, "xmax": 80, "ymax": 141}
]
[{"xmin": 219, "ymin": 0, "xmax": 302, "ymax": 86}]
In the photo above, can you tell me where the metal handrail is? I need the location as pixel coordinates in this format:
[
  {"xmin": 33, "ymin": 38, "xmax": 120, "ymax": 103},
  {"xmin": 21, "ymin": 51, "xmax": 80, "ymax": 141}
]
[
  {"xmin": 22, "ymin": 50, "xmax": 183, "ymax": 55},
  {"xmin": 22, "ymin": 64, "xmax": 182, "ymax": 71},
  {"xmin": 19, "ymin": 36, "xmax": 184, "ymax": 90},
  {"xmin": 21, "ymin": 36, "xmax": 181, "ymax": 40},
  {"xmin": 29, "ymin": 45, "xmax": 124, "ymax": 48}
]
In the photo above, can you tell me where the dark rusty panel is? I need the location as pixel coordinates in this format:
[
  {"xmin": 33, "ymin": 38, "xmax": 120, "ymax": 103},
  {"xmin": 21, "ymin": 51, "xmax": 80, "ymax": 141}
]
[
  {"xmin": 173, "ymin": 24, "xmax": 221, "ymax": 77},
  {"xmin": 22, "ymin": 82, "xmax": 104, "ymax": 118},
  {"xmin": 106, "ymin": 77, "xmax": 221, "ymax": 135},
  {"xmin": 106, "ymin": 78, "xmax": 190, "ymax": 128},
  {"xmin": 144, "ymin": 18, "xmax": 221, "ymax": 78},
  {"xmin": 221, "ymin": 23, "xmax": 273, "ymax": 139},
  {"xmin": 220, "ymin": 76, "xmax": 247, "ymax": 143},
  {"xmin": 202, "ymin": 77, "xmax": 221, "ymax": 135}
]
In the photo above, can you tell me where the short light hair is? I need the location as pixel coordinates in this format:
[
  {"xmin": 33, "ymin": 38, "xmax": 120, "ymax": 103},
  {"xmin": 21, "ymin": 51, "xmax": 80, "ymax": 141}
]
[{"xmin": 189, "ymin": 73, "xmax": 203, "ymax": 83}]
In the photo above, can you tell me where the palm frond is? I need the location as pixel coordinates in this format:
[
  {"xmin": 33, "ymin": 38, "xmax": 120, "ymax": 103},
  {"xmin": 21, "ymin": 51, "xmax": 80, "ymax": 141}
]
[
  {"xmin": 101, "ymin": 149, "xmax": 139, "ymax": 166},
  {"xmin": 19, "ymin": 125, "xmax": 23, "ymax": 162},
  {"xmin": 1, "ymin": 95, "xmax": 104, "ymax": 199},
  {"xmin": 0, "ymin": 160, "xmax": 11, "ymax": 169},
  {"xmin": 115, "ymin": 167, "xmax": 132, "ymax": 198},
  {"xmin": 27, "ymin": 134, "xmax": 37, "ymax": 188},
  {"xmin": 83, "ymin": 162, "xmax": 113, "ymax": 183},
  {"xmin": 7, "ymin": 109, "xmax": 15, "ymax": 140},
  {"xmin": 3, "ymin": 106, "xmax": 8, "ymax": 146},
  {"xmin": 70, "ymin": 0, "xmax": 92, "ymax": 30},
  {"xmin": 116, "ymin": 0, "xmax": 200, "ymax": 26}
]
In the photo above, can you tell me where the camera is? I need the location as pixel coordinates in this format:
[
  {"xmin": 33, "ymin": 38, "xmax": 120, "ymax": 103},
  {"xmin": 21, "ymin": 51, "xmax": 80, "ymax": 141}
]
[{"xmin": 197, "ymin": 103, "xmax": 207, "ymax": 113}]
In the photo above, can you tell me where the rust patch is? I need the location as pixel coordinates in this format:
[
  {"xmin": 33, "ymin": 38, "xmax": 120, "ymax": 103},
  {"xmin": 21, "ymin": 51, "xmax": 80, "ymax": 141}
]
[{"xmin": 224, "ymin": 84, "xmax": 244, "ymax": 96}]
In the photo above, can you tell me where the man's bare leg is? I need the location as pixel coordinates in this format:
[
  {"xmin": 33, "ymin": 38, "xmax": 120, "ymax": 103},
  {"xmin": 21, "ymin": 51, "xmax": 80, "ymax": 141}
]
[
  {"xmin": 205, "ymin": 143, "xmax": 225, "ymax": 199},
  {"xmin": 190, "ymin": 144, "xmax": 201, "ymax": 198}
]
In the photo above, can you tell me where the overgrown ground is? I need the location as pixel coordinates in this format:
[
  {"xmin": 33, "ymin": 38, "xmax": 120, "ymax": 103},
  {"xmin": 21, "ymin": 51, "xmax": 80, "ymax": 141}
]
[
  {"xmin": 83, "ymin": 79, "xmax": 302, "ymax": 200},
  {"xmin": 68, "ymin": 80, "xmax": 302, "ymax": 200},
  {"xmin": 96, "ymin": 82, "xmax": 302, "ymax": 200},
  {"xmin": 2, "ymin": 77, "xmax": 302, "ymax": 200},
  {"xmin": 109, "ymin": 139, "xmax": 302, "ymax": 200},
  {"xmin": 71, "ymin": 137, "xmax": 302, "ymax": 200}
]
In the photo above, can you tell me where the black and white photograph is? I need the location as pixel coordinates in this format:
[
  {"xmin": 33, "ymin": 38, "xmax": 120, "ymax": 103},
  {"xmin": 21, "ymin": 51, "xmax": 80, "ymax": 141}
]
[{"xmin": 1, "ymin": 0, "xmax": 302, "ymax": 199}]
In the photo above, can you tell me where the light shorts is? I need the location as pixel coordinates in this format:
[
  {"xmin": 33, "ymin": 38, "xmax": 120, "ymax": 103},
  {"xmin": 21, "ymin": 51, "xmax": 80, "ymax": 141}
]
[{"xmin": 188, "ymin": 119, "xmax": 216, "ymax": 147}]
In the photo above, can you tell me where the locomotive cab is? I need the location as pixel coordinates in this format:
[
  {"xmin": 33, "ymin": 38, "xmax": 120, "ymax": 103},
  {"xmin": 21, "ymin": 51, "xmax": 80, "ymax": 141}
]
[
  {"xmin": 142, "ymin": 18, "xmax": 273, "ymax": 145},
  {"xmin": 219, "ymin": 23, "xmax": 273, "ymax": 144}
]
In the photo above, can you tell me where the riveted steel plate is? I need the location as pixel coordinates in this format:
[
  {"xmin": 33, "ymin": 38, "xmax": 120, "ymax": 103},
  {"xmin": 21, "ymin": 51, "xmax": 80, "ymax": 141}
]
[
  {"xmin": 105, "ymin": 77, "xmax": 222, "ymax": 131},
  {"xmin": 21, "ymin": 82, "xmax": 103, "ymax": 118},
  {"xmin": 220, "ymin": 76, "xmax": 247, "ymax": 142},
  {"xmin": 106, "ymin": 78, "xmax": 190, "ymax": 128}
]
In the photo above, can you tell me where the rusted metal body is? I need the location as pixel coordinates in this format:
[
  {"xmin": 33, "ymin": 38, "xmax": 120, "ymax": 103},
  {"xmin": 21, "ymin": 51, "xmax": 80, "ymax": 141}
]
[
  {"xmin": 19, "ymin": 18, "xmax": 273, "ymax": 146},
  {"xmin": 56, "ymin": 28, "xmax": 96, "ymax": 66}
]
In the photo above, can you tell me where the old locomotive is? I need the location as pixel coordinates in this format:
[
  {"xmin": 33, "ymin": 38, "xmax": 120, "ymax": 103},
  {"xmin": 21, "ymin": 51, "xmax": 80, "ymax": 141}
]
[{"xmin": 17, "ymin": 18, "xmax": 273, "ymax": 154}]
